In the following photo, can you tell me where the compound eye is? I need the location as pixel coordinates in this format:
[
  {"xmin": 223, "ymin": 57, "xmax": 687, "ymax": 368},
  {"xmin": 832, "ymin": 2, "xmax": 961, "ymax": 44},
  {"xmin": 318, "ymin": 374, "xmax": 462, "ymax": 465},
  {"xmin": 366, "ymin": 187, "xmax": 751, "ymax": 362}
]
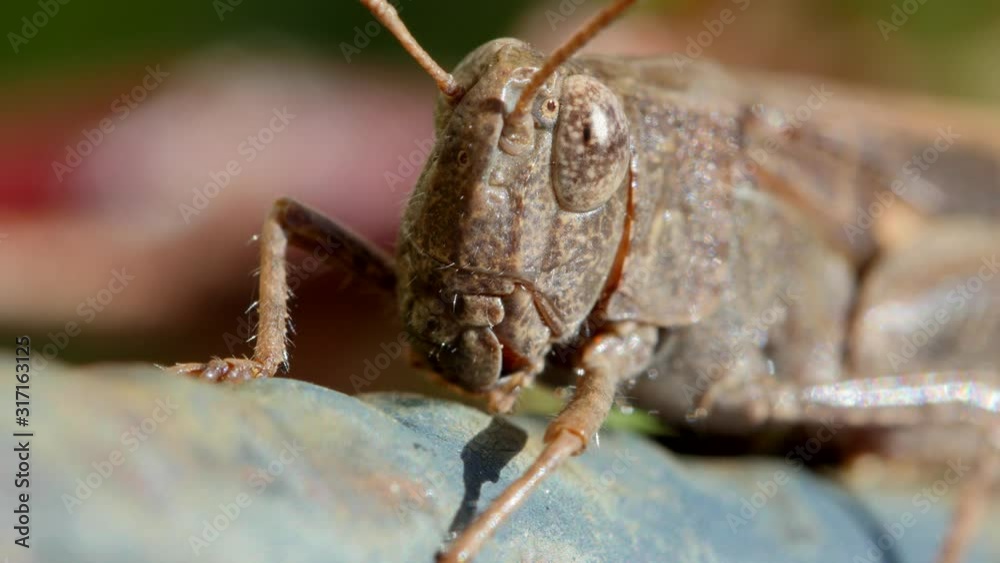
[{"xmin": 551, "ymin": 75, "xmax": 629, "ymax": 212}]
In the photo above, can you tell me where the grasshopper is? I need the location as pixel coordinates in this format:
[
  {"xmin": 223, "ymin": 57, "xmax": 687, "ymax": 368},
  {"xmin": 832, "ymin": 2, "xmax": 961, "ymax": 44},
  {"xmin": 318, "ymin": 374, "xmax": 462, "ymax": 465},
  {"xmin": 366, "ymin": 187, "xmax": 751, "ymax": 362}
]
[{"xmin": 172, "ymin": 0, "xmax": 1000, "ymax": 561}]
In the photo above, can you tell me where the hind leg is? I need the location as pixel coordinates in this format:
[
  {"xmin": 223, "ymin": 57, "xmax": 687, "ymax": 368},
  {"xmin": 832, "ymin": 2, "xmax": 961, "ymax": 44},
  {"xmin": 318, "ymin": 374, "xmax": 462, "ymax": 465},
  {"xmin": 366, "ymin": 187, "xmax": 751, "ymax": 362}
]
[
  {"xmin": 693, "ymin": 370, "xmax": 1000, "ymax": 563},
  {"xmin": 696, "ymin": 220, "xmax": 1000, "ymax": 563},
  {"xmin": 170, "ymin": 197, "xmax": 396, "ymax": 382},
  {"xmin": 849, "ymin": 220, "xmax": 1000, "ymax": 563}
]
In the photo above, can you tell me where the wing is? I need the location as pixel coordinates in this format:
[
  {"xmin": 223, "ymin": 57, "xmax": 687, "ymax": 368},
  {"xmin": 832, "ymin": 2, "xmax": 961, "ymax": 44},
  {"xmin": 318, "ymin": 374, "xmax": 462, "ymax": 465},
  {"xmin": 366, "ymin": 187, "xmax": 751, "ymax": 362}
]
[{"xmin": 736, "ymin": 69, "xmax": 1000, "ymax": 261}]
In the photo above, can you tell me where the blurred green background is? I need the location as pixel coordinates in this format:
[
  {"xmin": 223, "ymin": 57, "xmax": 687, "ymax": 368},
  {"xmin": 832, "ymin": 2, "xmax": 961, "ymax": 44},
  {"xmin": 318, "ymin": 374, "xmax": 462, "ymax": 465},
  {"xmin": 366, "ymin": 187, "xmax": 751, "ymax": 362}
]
[
  {"xmin": 2, "ymin": 0, "xmax": 1000, "ymax": 98},
  {"xmin": 1, "ymin": 1, "xmax": 530, "ymax": 90}
]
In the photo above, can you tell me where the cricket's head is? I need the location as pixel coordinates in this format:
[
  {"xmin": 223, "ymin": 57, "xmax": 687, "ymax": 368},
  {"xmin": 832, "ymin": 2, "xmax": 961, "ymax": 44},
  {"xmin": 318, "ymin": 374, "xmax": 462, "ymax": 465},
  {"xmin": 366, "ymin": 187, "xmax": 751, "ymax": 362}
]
[
  {"xmin": 360, "ymin": 0, "xmax": 637, "ymax": 398},
  {"xmin": 396, "ymin": 39, "xmax": 631, "ymax": 396}
]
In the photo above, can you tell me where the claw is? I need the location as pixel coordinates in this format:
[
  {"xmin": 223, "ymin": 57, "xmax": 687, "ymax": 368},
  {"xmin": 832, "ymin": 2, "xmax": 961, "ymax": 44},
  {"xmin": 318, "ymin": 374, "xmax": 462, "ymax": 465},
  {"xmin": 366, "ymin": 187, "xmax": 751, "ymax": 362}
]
[{"xmin": 167, "ymin": 358, "xmax": 265, "ymax": 383}]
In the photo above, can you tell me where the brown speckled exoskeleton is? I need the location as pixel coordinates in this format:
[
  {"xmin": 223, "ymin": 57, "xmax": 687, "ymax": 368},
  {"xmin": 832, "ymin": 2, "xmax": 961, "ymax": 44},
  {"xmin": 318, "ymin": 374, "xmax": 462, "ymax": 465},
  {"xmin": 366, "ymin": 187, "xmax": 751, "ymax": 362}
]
[{"xmin": 171, "ymin": 1, "xmax": 1000, "ymax": 561}]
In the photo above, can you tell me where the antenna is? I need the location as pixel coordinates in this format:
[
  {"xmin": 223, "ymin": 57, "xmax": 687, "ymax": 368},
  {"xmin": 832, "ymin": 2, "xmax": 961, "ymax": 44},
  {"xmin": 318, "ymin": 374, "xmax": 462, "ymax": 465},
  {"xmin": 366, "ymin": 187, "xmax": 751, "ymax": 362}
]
[
  {"xmin": 360, "ymin": 0, "xmax": 463, "ymax": 101},
  {"xmin": 507, "ymin": 0, "xmax": 637, "ymax": 125}
]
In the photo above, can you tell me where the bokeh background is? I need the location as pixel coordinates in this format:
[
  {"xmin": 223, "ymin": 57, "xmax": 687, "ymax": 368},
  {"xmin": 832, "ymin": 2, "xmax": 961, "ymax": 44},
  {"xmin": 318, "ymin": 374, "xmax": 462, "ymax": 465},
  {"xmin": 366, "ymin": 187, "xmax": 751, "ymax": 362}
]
[{"xmin": 2, "ymin": 0, "xmax": 999, "ymax": 398}]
